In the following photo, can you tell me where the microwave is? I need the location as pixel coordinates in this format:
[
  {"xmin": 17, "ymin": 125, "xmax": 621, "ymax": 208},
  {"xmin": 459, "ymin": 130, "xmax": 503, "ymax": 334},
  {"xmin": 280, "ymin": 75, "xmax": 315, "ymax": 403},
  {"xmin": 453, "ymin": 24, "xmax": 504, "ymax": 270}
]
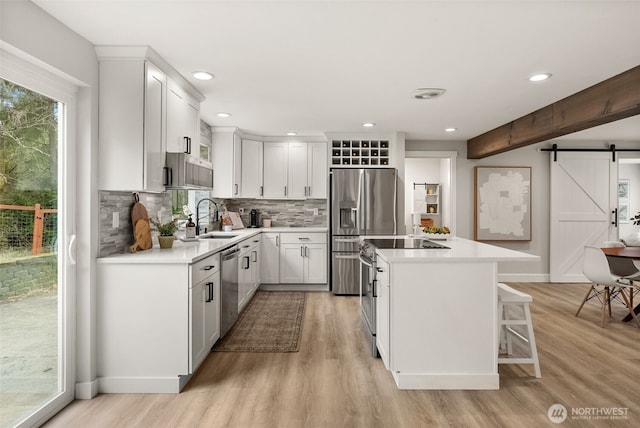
[{"xmin": 164, "ymin": 153, "xmax": 213, "ymax": 189}]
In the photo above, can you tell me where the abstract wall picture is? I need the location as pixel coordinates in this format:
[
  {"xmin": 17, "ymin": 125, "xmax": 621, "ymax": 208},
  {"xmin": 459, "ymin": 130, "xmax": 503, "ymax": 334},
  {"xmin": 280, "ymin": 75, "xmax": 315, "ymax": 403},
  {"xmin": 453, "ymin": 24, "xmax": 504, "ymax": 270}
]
[{"xmin": 474, "ymin": 166, "xmax": 532, "ymax": 241}]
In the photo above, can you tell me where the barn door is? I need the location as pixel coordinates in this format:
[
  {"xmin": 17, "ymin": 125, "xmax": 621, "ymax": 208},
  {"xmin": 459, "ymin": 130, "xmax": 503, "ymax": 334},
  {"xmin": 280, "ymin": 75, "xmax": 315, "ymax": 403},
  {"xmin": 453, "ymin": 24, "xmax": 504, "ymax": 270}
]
[{"xmin": 549, "ymin": 152, "xmax": 617, "ymax": 282}]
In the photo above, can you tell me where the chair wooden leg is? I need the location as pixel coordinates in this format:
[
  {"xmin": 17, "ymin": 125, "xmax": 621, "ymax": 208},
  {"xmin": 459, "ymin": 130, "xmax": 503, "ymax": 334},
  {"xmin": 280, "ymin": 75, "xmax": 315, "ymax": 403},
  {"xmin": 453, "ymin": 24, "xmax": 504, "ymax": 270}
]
[
  {"xmin": 606, "ymin": 286, "xmax": 612, "ymax": 317},
  {"xmin": 601, "ymin": 287, "xmax": 608, "ymax": 328},
  {"xmin": 575, "ymin": 286, "xmax": 594, "ymax": 317},
  {"xmin": 618, "ymin": 288, "xmax": 640, "ymax": 328}
]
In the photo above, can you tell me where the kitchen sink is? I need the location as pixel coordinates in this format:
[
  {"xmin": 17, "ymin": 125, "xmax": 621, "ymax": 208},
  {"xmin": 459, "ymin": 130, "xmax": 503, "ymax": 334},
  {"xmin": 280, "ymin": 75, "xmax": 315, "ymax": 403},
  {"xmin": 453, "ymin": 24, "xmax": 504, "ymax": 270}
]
[{"xmin": 200, "ymin": 235, "xmax": 238, "ymax": 239}]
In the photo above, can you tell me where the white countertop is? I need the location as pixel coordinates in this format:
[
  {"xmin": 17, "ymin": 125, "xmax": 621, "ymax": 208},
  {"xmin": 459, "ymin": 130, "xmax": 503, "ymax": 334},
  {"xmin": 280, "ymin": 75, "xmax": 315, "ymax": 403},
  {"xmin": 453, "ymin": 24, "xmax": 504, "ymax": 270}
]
[
  {"xmin": 372, "ymin": 236, "xmax": 539, "ymax": 263},
  {"xmin": 98, "ymin": 226, "xmax": 327, "ymax": 264}
]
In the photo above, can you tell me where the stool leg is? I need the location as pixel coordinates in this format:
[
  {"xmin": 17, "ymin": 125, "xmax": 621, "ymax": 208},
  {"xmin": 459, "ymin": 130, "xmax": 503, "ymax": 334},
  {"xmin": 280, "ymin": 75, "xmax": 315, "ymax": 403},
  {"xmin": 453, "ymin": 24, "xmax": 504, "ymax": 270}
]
[
  {"xmin": 505, "ymin": 304, "xmax": 513, "ymax": 356},
  {"xmin": 524, "ymin": 303, "xmax": 541, "ymax": 378},
  {"xmin": 498, "ymin": 301, "xmax": 506, "ymax": 353}
]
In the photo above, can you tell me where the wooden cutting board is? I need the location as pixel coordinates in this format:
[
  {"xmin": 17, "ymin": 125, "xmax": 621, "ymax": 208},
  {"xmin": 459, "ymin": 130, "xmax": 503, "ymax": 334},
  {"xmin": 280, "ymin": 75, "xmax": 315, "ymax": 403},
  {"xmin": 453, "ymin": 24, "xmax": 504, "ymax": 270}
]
[{"xmin": 130, "ymin": 201, "xmax": 152, "ymax": 252}]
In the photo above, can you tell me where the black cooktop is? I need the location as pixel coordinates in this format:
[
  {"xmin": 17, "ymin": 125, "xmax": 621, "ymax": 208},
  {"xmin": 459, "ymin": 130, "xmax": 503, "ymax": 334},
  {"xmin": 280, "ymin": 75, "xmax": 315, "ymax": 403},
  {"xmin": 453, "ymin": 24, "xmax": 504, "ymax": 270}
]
[{"xmin": 364, "ymin": 238, "xmax": 450, "ymax": 249}]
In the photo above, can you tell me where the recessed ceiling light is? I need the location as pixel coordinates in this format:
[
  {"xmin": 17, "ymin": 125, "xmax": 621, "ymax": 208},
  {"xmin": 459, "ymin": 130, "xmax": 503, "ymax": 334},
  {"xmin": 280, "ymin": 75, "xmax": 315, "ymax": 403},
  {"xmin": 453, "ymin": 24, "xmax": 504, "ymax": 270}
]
[
  {"xmin": 192, "ymin": 71, "xmax": 214, "ymax": 81},
  {"xmin": 411, "ymin": 88, "xmax": 446, "ymax": 100},
  {"xmin": 362, "ymin": 122, "xmax": 376, "ymax": 128},
  {"xmin": 445, "ymin": 127, "xmax": 457, "ymax": 132},
  {"xmin": 286, "ymin": 132, "xmax": 297, "ymax": 136},
  {"xmin": 529, "ymin": 73, "xmax": 551, "ymax": 82},
  {"xmin": 216, "ymin": 112, "xmax": 231, "ymax": 118}
]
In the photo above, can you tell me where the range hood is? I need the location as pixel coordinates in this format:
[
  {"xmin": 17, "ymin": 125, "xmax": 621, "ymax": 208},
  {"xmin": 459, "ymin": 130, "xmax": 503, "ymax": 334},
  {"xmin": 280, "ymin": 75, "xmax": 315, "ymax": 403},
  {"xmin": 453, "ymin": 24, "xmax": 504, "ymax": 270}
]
[{"xmin": 164, "ymin": 153, "xmax": 213, "ymax": 189}]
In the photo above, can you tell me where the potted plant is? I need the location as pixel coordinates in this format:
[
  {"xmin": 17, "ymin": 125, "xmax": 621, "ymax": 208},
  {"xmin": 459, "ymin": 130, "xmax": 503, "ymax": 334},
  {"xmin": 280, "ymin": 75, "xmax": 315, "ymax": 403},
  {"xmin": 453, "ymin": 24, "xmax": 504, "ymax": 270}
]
[{"xmin": 152, "ymin": 217, "xmax": 177, "ymax": 249}]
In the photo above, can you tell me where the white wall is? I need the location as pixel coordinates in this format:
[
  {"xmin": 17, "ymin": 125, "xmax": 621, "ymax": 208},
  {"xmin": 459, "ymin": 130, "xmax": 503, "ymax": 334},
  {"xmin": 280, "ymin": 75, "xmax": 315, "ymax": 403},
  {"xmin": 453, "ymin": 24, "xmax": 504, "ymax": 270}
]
[
  {"xmin": 406, "ymin": 139, "xmax": 640, "ymax": 281},
  {"xmin": 1, "ymin": 0, "xmax": 100, "ymax": 399}
]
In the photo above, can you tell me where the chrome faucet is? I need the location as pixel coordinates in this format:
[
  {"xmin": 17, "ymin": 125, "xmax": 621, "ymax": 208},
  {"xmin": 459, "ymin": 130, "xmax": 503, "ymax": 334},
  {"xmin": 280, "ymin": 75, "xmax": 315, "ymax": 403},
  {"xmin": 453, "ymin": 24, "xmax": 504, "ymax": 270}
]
[{"xmin": 195, "ymin": 198, "xmax": 219, "ymax": 235}]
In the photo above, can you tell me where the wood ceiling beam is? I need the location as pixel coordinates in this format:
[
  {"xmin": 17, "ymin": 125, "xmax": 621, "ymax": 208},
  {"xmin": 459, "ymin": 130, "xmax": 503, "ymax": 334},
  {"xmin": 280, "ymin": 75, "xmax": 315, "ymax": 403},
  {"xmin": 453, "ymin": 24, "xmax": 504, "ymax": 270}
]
[{"xmin": 467, "ymin": 65, "xmax": 640, "ymax": 159}]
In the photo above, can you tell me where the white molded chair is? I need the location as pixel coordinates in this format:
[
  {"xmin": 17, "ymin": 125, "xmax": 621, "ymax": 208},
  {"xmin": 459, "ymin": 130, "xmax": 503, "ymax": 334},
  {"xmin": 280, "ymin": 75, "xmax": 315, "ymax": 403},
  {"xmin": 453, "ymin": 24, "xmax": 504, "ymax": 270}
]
[
  {"xmin": 576, "ymin": 246, "xmax": 640, "ymax": 328},
  {"xmin": 601, "ymin": 241, "xmax": 640, "ymax": 306},
  {"xmin": 497, "ymin": 283, "xmax": 541, "ymax": 378}
]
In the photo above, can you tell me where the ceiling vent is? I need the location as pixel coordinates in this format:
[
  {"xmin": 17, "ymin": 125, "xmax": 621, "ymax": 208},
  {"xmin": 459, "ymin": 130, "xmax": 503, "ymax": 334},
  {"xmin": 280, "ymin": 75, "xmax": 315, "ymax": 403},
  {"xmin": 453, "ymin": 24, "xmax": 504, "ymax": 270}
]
[{"xmin": 411, "ymin": 88, "xmax": 446, "ymax": 100}]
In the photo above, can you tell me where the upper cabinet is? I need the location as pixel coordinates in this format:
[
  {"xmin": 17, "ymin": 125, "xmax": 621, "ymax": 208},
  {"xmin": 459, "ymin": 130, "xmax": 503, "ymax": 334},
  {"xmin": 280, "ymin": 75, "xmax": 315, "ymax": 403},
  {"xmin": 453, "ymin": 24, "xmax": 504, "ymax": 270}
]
[
  {"xmin": 211, "ymin": 127, "xmax": 242, "ymax": 198},
  {"xmin": 167, "ymin": 81, "xmax": 203, "ymax": 164},
  {"xmin": 263, "ymin": 141, "xmax": 327, "ymax": 199},
  {"xmin": 98, "ymin": 59, "xmax": 166, "ymax": 191},
  {"xmin": 96, "ymin": 46, "xmax": 205, "ymax": 192},
  {"xmin": 263, "ymin": 142, "xmax": 290, "ymax": 198},
  {"xmin": 241, "ymin": 139, "xmax": 263, "ymax": 198},
  {"xmin": 307, "ymin": 142, "xmax": 327, "ymax": 199}
]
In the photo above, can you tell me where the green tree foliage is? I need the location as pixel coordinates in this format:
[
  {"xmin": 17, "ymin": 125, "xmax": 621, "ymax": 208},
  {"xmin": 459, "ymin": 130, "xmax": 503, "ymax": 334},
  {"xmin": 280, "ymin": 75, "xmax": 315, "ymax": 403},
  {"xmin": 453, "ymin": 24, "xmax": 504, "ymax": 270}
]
[
  {"xmin": 0, "ymin": 78, "xmax": 58, "ymax": 207},
  {"xmin": 1, "ymin": 78, "xmax": 59, "ymax": 252}
]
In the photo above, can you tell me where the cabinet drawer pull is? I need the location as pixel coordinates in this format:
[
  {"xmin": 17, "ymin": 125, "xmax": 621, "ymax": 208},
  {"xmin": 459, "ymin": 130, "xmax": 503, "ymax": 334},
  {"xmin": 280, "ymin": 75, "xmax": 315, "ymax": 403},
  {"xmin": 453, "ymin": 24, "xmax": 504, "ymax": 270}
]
[
  {"xmin": 308, "ymin": 186, "xmax": 311, "ymax": 196},
  {"xmin": 204, "ymin": 265, "xmax": 215, "ymax": 271},
  {"xmin": 284, "ymin": 186, "xmax": 287, "ymax": 196},
  {"xmin": 300, "ymin": 246, "xmax": 304, "ymax": 257},
  {"xmin": 276, "ymin": 235, "xmax": 279, "ymax": 247},
  {"xmin": 205, "ymin": 282, "xmax": 213, "ymax": 302},
  {"xmin": 252, "ymin": 250, "xmax": 257, "ymax": 262},
  {"xmin": 260, "ymin": 186, "xmax": 264, "ymax": 196},
  {"xmin": 298, "ymin": 237, "xmax": 311, "ymax": 241},
  {"xmin": 234, "ymin": 184, "xmax": 238, "ymax": 195}
]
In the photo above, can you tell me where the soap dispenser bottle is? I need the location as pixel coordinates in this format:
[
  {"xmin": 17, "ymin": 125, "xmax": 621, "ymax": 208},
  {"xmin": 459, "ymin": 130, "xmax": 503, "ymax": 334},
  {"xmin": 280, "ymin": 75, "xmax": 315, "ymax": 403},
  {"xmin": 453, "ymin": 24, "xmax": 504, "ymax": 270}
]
[{"xmin": 186, "ymin": 215, "xmax": 196, "ymax": 239}]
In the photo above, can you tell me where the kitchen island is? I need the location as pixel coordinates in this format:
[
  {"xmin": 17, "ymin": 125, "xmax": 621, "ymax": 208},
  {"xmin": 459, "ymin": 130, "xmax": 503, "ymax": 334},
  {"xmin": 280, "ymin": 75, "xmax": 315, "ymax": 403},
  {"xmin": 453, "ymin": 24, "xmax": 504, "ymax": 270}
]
[{"xmin": 371, "ymin": 236, "xmax": 538, "ymax": 390}]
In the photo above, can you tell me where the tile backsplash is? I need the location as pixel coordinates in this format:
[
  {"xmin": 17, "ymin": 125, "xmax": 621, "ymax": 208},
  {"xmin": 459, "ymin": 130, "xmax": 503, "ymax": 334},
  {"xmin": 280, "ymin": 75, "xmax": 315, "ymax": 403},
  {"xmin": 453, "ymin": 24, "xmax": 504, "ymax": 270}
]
[
  {"xmin": 222, "ymin": 199, "xmax": 327, "ymax": 228},
  {"xmin": 99, "ymin": 191, "xmax": 171, "ymax": 256}
]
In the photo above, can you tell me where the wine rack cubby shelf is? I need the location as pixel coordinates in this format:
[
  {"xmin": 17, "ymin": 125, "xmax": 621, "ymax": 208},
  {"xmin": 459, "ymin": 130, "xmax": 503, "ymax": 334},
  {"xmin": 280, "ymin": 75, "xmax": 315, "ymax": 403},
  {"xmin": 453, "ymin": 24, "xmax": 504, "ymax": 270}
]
[{"xmin": 331, "ymin": 140, "xmax": 390, "ymax": 166}]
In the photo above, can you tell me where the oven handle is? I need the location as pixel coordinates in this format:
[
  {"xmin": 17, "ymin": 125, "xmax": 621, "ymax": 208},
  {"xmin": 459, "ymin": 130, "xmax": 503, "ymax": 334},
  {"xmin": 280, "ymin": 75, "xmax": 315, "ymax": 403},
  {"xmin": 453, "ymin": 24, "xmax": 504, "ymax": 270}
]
[{"xmin": 358, "ymin": 254, "xmax": 374, "ymax": 267}]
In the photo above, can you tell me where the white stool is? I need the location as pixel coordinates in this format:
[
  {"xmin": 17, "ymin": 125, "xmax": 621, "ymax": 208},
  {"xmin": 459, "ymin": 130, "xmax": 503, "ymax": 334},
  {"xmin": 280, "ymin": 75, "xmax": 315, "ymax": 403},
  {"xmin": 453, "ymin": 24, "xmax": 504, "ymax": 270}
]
[{"xmin": 497, "ymin": 283, "xmax": 541, "ymax": 378}]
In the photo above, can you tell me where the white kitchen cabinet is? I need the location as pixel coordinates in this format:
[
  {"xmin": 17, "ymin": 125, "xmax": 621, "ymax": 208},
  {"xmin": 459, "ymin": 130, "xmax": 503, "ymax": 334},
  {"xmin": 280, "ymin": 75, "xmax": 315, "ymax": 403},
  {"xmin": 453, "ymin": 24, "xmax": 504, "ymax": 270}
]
[
  {"xmin": 307, "ymin": 142, "xmax": 327, "ymax": 198},
  {"xmin": 96, "ymin": 252, "xmax": 220, "ymax": 393},
  {"xmin": 287, "ymin": 142, "xmax": 308, "ymax": 199},
  {"xmin": 238, "ymin": 236, "xmax": 261, "ymax": 312},
  {"xmin": 263, "ymin": 142, "xmax": 327, "ymax": 199},
  {"xmin": 167, "ymin": 80, "xmax": 202, "ymax": 162},
  {"xmin": 261, "ymin": 233, "xmax": 280, "ymax": 284},
  {"xmin": 241, "ymin": 139, "xmax": 263, "ymax": 198},
  {"xmin": 375, "ymin": 256, "xmax": 390, "ymax": 369},
  {"xmin": 279, "ymin": 233, "xmax": 327, "ymax": 284},
  {"xmin": 97, "ymin": 59, "xmax": 166, "ymax": 191},
  {"xmin": 262, "ymin": 142, "xmax": 289, "ymax": 198},
  {"xmin": 190, "ymin": 253, "xmax": 220, "ymax": 372},
  {"xmin": 211, "ymin": 128, "xmax": 242, "ymax": 198}
]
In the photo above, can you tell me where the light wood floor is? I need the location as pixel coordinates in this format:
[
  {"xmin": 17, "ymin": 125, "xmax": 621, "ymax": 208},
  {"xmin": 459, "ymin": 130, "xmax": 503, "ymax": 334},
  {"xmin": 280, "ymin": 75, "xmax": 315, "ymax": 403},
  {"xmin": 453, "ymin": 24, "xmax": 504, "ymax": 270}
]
[{"xmin": 45, "ymin": 283, "xmax": 640, "ymax": 428}]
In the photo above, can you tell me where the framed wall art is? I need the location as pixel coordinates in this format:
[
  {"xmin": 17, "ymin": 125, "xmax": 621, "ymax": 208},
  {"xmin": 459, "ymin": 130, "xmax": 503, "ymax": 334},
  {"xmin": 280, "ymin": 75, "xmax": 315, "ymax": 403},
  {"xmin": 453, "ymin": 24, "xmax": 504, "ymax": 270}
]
[
  {"xmin": 619, "ymin": 202, "xmax": 630, "ymax": 223},
  {"xmin": 618, "ymin": 179, "xmax": 630, "ymax": 201},
  {"xmin": 474, "ymin": 166, "xmax": 531, "ymax": 241}
]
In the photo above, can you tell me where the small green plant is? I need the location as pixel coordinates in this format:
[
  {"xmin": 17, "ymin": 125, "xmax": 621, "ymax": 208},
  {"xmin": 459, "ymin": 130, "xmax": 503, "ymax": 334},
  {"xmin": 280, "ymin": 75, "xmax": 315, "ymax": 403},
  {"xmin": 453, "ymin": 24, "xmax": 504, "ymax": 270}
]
[
  {"xmin": 633, "ymin": 212, "xmax": 640, "ymax": 226},
  {"xmin": 151, "ymin": 218, "xmax": 177, "ymax": 236}
]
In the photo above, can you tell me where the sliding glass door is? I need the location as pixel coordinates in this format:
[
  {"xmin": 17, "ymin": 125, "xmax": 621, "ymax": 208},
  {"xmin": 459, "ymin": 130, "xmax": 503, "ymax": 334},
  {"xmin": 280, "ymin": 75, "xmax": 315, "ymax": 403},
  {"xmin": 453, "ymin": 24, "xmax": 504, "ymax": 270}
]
[{"xmin": 0, "ymin": 50, "xmax": 76, "ymax": 427}]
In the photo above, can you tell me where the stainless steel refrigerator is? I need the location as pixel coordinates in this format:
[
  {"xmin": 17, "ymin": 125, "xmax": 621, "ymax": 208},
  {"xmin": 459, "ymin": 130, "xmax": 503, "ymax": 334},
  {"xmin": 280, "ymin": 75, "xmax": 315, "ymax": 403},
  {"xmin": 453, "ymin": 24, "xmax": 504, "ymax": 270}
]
[{"xmin": 330, "ymin": 168, "xmax": 397, "ymax": 295}]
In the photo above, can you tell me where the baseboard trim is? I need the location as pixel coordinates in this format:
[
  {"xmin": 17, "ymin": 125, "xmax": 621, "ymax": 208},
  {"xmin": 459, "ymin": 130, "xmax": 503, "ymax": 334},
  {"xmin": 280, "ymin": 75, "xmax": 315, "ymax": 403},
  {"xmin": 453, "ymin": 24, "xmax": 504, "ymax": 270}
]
[
  {"xmin": 75, "ymin": 379, "xmax": 98, "ymax": 399},
  {"xmin": 497, "ymin": 273, "xmax": 550, "ymax": 283},
  {"xmin": 97, "ymin": 375, "xmax": 189, "ymax": 394},
  {"xmin": 392, "ymin": 372, "xmax": 499, "ymax": 390},
  {"xmin": 259, "ymin": 283, "xmax": 329, "ymax": 292}
]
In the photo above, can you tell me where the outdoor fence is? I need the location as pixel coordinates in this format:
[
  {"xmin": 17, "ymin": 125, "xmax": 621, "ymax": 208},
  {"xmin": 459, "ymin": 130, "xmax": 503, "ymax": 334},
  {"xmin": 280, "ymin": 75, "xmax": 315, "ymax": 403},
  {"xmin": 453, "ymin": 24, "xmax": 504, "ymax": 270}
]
[{"xmin": 0, "ymin": 204, "xmax": 58, "ymax": 255}]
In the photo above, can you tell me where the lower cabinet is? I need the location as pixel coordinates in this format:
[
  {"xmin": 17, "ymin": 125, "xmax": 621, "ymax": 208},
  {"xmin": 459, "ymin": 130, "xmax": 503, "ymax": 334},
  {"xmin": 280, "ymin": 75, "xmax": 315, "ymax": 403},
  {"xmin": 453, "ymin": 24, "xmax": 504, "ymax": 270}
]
[
  {"xmin": 96, "ymin": 253, "xmax": 220, "ymax": 393},
  {"xmin": 279, "ymin": 233, "xmax": 327, "ymax": 284},
  {"xmin": 261, "ymin": 233, "xmax": 280, "ymax": 283},
  {"xmin": 238, "ymin": 236, "xmax": 261, "ymax": 312},
  {"xmin": 190, "ymin": 254, "xmax": 220, "ymax": 371},
  {"xmin": 375, "ymin": 256, "xmax": 390, "ymax": 369}
]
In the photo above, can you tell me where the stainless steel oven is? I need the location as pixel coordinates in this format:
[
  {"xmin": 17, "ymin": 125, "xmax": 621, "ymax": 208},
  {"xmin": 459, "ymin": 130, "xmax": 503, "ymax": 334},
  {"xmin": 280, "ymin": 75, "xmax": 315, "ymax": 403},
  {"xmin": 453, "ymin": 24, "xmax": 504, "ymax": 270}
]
[{"xmin": 359, "ymin": 241, "xmax": 378, "ymax": 357}]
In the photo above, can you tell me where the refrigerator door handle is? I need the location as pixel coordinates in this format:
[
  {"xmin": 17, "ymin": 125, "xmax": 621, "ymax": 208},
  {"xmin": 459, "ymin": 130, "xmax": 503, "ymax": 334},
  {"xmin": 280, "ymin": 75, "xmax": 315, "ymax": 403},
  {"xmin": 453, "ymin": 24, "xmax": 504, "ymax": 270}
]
[{"xmin": 334, "ymin": 254, "xmax": 359, "ymax": 259}]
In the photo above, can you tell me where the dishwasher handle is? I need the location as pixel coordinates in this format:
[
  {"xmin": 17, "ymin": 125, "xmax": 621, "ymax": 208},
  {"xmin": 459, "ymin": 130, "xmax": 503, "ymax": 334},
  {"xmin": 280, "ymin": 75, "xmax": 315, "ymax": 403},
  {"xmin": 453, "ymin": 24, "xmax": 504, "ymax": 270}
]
[{"xmin": 221, "ymin": 246, "xmax": 240, "ymax": 260}]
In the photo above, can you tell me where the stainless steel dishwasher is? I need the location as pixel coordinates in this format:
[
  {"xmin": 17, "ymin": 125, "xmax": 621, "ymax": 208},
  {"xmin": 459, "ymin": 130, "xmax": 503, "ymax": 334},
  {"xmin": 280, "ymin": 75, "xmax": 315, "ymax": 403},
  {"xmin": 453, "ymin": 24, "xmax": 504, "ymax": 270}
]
[{"xmin": 220, "ymin": 245, "xmax": 240, "ymax": 338}]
